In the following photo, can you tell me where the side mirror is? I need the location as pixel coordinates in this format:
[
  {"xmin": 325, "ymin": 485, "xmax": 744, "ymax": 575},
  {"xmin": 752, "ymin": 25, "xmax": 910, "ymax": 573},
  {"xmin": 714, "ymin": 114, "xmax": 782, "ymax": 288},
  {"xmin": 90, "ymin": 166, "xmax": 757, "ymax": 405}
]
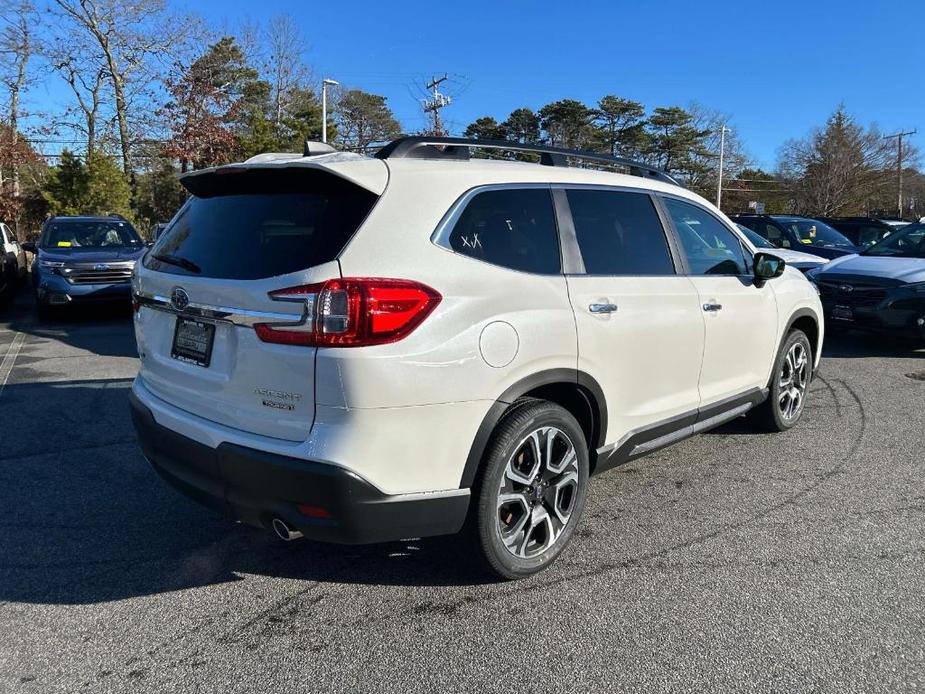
[
  {"xmin": 21, "ymin": 241, "xmax": 36, "ymax": 254},
  {"xmin": 754, "ymin": 252, "xmax": 786, "ymax": 283}
]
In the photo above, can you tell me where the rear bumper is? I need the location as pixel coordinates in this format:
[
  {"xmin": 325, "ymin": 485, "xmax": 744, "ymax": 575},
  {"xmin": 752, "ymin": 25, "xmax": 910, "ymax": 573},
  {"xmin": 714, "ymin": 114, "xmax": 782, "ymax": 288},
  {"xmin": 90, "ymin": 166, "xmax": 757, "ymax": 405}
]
[{"xmin": 129, "ymin": 391, "xmax": 470, "ymax": 544}]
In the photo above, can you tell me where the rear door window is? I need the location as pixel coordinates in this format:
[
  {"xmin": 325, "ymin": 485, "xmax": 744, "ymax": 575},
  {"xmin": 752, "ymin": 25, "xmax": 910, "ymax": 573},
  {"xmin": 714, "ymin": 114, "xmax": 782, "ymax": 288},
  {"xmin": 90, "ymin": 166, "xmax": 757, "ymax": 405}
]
[
  {"xmin": 443, "ymin": 187, "xmax": 560, "ymax": 274},
  {"xmin": 566, "ymin": 189, "xmax": 674, "ymax": 275},
  {"xmin": 146, "ymin": 169, "xmax": 377, "ymax": 280}
]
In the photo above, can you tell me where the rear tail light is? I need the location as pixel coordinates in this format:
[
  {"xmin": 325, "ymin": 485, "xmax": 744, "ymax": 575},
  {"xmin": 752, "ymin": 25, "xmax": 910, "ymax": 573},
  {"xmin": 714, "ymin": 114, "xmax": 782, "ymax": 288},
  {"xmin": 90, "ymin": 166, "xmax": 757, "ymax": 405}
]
[{"xmin": 254, "ymin": 278, "xmax": 441, "ymax": 347}]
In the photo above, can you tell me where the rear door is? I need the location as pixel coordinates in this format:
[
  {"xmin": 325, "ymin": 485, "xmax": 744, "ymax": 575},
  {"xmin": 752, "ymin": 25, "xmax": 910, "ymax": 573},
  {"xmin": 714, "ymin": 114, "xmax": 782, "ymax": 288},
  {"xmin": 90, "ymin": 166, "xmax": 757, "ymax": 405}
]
[
  {"xmin": 562, "ymin": 187, "xmax": 704, "ymax": 443},
  {"xmin": 133, "ymin": 167, "xmax": 380, "ymax": 442},
  {"xmin": 660, "ymin": 195, "xmax": 777, "ymax": 405}
]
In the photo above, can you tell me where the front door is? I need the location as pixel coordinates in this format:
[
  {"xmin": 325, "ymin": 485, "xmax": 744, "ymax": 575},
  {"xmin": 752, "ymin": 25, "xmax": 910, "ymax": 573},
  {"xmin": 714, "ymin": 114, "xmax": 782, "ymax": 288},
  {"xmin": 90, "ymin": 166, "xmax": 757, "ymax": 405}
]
[{"xmin": 660, "ymin": 196, "xmax": 778, "ymax": 406}]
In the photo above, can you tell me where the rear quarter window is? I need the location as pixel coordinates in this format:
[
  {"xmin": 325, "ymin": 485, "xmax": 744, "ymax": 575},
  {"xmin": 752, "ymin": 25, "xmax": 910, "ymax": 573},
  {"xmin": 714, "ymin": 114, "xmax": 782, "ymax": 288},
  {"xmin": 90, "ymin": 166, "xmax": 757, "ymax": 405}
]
[
  {"xmin": 438, "ymin": 187, "xmax": 561, "ymax": 274},
  {"xmin": 146, "ymin": 169, "xmax": 378, "ymax": 280}
]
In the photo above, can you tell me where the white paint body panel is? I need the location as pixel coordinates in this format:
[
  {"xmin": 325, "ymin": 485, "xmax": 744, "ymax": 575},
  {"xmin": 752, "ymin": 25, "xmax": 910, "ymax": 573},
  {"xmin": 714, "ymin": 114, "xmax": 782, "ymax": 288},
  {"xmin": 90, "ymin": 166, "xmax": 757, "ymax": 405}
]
[{"xmin": 566, "ymin": 275, "xmax": 704, "ymax": 442}]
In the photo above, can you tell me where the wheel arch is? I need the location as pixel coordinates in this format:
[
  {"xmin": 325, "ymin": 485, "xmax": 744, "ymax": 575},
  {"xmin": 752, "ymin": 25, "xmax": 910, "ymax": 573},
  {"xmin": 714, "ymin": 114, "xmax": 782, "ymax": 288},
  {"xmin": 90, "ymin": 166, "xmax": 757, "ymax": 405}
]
[
  {"xmin": 784, "ymin": 307, "xmax": 821, "ymax": 364},
  {"xmin": 458, "ymin": 369, "xmax": 607, "ymax": 488}
]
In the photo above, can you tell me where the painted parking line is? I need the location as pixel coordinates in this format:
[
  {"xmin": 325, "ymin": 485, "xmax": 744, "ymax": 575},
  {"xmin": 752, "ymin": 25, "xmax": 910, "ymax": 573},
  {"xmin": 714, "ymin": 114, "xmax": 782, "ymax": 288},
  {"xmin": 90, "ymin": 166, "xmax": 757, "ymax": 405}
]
[{"xmin": 0, "ymin": 331, "xmax": 25, "ymax": 400}]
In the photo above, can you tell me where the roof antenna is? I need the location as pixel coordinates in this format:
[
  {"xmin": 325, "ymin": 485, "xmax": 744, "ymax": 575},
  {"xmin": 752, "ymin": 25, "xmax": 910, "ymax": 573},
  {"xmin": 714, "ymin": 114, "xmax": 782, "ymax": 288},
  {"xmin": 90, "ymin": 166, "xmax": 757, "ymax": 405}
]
[{"xmin": 304, "ymin": 140, "xmax": 337, "ymax": 157}]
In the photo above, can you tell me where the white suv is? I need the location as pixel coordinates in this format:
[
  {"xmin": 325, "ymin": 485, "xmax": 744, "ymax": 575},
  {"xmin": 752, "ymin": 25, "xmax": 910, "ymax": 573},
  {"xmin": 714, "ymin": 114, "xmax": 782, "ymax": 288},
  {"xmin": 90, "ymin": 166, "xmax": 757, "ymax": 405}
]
[{"xmin": 130, "ymin": 137, "xmax": 823, "ymax": 579}]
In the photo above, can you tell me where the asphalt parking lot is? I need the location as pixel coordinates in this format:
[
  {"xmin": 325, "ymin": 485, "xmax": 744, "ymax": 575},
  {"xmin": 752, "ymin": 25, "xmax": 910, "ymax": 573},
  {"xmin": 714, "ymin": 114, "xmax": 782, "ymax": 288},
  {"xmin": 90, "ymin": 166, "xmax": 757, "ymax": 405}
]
[{"xmin": 1, "ymin": 287, "xmax": 924, "ymax": 693}]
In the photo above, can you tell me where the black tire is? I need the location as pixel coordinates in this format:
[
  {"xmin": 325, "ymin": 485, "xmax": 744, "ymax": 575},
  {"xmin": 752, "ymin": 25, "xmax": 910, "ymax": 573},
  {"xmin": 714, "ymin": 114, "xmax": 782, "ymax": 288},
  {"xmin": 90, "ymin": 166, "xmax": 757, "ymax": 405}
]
[
  {"xmin": 470, "ymin": 400, "xmax": 589, "ymax": 580},
  {"xmin": 749, "ymin": 329, "xmax": 813, "ymax": 432}
]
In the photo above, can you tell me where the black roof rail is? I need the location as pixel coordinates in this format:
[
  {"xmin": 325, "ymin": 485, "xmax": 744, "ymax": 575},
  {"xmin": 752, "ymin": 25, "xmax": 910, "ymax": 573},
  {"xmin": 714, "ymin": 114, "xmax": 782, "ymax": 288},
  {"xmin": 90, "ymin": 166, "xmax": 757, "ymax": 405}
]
[{"xmin": 374, "ymin": 136, "xmax": 680, "ymax": 186}]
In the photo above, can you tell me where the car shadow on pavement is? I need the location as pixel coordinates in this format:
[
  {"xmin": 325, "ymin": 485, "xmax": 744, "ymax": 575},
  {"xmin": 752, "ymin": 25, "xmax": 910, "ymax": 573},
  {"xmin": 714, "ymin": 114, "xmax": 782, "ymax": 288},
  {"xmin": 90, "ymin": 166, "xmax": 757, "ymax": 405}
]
[
  {"xmin": 821, "ymin": 329, "xmax": 924, "ymax": 359},
  {"xmin": 0, "ymin": 379, "xmax": 490, "ymax": 607},
  {"xmin": 3, "ymin": 285, "xmax": 137, "ymax": 360}
]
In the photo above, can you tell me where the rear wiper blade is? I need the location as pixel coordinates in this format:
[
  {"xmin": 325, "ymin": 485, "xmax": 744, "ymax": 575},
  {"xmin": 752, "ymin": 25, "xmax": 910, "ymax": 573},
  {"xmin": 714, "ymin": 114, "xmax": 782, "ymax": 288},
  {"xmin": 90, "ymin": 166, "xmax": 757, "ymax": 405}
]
[{"xmin": 153, "ymin": 253, "xmax": 201, "ymax": 274}]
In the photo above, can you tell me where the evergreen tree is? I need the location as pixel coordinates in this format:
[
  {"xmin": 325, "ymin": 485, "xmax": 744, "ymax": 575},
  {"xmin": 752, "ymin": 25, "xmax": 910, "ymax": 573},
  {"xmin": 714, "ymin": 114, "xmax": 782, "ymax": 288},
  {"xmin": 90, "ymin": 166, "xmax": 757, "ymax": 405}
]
[
  {"xmin": 464, "ymin": 116, "xmax": 505, "ymax": 141},
  {"xmin": 538, "ymin": 99, "xmax": 594, "ymax": 149},
  {"xmin": 335, "ymin": 89, "xmax": 401, "ymax": 152},
  {"xmin": 42, "ymin": 149, "xmax": 131, "ymax": 217},
  {"xmin": 501, "ymin": 108, "xmax": 540, "ymax": 144},
  {"xmin": 592, "ymin": 96, "xmax": 648, "ymax": 158},
  {"xmin": 645, "ymin": 106, "xmax": 711, "ymax": 176}
]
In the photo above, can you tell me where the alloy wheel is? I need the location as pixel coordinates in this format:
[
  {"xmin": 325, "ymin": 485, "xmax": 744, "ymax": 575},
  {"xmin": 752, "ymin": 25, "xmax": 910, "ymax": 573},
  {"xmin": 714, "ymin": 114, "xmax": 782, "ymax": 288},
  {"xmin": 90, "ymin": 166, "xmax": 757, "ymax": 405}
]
[
  {"xmin": 496, "ymin": 426, "xmax": 579, "ymax": 559},
  {"xmin": 778, "ymin": 341, "xmax": 808, "ymax": 421}
]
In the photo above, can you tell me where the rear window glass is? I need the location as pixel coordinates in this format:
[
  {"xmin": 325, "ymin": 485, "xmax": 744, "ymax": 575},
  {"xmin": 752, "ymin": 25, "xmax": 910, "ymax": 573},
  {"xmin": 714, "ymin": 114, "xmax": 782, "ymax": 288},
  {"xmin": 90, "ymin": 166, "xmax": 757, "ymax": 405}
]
[
  {"xmin": 567, "ymin": 189, "xmax": 674, "ymax": 275},
  {"xmin": 445, "ymin": 187, "xmax": 560, "ymax": 274},
  {"xmin": 145, "ymin": 169, "xmax": 377, "ymax": 280}
]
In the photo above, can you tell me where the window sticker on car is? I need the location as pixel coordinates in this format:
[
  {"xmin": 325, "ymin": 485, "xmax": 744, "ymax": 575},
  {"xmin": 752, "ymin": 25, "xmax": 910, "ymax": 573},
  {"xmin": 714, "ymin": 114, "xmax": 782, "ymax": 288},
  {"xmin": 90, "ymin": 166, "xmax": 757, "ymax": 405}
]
[{"xmin": 57, "ymin": 241, "xmax": 72, "ymax": 247}]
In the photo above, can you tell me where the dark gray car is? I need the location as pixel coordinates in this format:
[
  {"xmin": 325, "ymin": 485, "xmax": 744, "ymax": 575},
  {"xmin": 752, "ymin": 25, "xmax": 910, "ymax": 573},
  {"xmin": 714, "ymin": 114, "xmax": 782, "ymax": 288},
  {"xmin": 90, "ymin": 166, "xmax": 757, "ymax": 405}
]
[{"xmin": 806, "ymin": 224, "xmax": 925, "ymax": 339}]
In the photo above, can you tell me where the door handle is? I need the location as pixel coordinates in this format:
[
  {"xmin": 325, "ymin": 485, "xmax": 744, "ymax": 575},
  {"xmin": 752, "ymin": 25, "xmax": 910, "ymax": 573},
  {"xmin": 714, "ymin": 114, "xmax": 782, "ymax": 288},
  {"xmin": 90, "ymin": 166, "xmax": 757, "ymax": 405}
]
[
  {"xmin": 702, "ymin": 302, "xmax": 723, "ymax": 312},
  {"xmin": 589, "ymin": 303, "xmax": 618, "ymax": 314}
]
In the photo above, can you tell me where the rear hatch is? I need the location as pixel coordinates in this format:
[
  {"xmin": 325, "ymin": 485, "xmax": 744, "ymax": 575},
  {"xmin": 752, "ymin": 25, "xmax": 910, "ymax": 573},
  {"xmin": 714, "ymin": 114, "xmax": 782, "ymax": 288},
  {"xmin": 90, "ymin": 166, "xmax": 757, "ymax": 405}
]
[{"xmin": 133, "ymin": 163, "xmax": 382, "ymax": 441}]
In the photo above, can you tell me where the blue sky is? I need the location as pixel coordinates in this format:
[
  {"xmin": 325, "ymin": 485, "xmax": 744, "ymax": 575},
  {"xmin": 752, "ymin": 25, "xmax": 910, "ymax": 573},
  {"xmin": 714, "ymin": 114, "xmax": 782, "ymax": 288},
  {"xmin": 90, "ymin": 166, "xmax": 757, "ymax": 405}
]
[{"xmin": 34, "ymin": 0, "xmax": 925, "ymax": 169}]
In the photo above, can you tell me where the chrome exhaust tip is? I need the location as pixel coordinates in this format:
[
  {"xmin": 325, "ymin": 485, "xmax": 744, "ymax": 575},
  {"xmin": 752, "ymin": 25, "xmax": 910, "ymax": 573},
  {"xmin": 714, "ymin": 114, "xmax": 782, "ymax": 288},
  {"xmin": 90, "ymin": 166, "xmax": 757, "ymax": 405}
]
[{"xmin": 271, "ymin": 517, "xmax": 303, "ymax": 542}]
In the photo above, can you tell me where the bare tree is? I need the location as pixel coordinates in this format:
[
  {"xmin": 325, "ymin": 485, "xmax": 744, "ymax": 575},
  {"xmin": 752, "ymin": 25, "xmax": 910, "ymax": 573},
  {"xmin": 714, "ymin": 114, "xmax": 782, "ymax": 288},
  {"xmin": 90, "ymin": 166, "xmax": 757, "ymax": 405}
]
[
  {"xmin": 46, "ymin": 32, "xmax": 112, "ymax": 155},
  {"xmin": 777, "ymin": 107, "xmax": 899, "ymax": 215},
  {"xmin": 686, "ymin": 103, "xmax": 752, "ymax": 202},
  {"xmin": 0, "ymin": 0, "xmax": 36, "ymax": 195},
  {"xmin": 262, "ymin": 14, "xmax": 311, "ymax": 140},
  {"xmin": 50, "ymin": 0, "xmax": 199, "ymax": 176}
]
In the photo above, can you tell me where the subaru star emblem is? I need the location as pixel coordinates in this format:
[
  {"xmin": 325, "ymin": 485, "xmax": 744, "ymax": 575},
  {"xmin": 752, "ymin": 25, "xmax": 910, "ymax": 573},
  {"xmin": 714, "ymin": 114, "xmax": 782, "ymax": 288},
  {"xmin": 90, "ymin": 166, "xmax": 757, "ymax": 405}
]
[
  {"xmin": 93, "ymin": 263, "xmax": 108, "ymax": 272},
  {"xmin": 170, "ymin": 287, "xmax": 190, "ymax": 311},
  {"xmin": 839, "ymin": 284, "xmax": 854, "ymax": 293}
]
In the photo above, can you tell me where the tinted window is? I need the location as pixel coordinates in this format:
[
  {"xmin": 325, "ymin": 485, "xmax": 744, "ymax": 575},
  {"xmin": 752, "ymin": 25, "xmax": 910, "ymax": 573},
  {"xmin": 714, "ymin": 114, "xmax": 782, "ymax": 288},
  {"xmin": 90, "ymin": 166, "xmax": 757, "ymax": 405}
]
[
  {"xmin": 567, "ymin": 189, "xmax": 674, "ymax": 275},
  {"xmin": 41, "ymin": 219, "xmax": 142, "ymax": 249},
  {"xmin": 864, "ymin": 224, "xmax": 925, "ymax": 258},
  {"xmin": 777, "ymin": 218, "xmax": 854, "ymax": 249},
  {"xmin": 665, "ymin": 198, "xmax": 749, "ymax": 275},
  {"xmin": 447, "ymin": 188, "xmax": 560, "ymax": 274},
  {"xmin": 856, "ymin": 225, "xmax": 889, "ymax": 247},
  {"xmin": 146, "ymin": 169, "xmax": 377, "ymax": 280}
]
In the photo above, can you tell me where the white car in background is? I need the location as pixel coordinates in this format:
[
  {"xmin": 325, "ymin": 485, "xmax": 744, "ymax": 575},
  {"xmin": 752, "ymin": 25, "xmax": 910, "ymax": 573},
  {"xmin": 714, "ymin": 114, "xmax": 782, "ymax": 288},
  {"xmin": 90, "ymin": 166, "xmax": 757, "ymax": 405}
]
[
  {"xmin": 735, "ymin": 223, "xmax": 830, "ymax": 273},
  {"xmin": 1, "ymin": 222, "xmax": 27, "ymax": 284},
  {"xmin": 130, "ymin": 137, "xmax": 824, "ymax": 579}
]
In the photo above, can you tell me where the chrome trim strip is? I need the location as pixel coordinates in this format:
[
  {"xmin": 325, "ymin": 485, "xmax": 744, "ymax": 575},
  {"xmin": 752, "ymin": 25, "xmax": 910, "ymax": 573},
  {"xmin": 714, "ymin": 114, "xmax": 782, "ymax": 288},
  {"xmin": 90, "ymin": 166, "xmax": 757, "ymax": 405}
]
[{"xmin": 133, "ymin": 289, "xmax": 310, "ymax": 329}]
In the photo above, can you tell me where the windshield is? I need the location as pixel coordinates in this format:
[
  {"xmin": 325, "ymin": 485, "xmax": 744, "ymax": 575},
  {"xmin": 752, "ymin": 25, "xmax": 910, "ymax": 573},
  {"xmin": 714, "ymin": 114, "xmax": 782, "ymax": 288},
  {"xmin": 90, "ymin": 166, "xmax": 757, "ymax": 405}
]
[
  {"xmin": 863, "ymin": 224, "xmax": 925, "ymax": 258},
  {"xmin": 778, "ymin": 218, "xmax": 854, "ymax": 248},
  {"xmin": 737, "ymin": 224, "xmax": 774, "ymax": 249},
  {"xmin": 42, "ymin": 220, "xmax": 142, "ymax": 249}
]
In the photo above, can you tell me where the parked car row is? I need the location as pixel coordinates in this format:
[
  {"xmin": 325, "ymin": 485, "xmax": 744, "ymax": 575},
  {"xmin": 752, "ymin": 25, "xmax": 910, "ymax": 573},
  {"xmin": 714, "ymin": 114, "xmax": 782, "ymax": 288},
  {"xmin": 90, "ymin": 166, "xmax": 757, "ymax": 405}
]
[{"xmin": 4, "ymin": 138, "xmax": 921, "ymax": 579}]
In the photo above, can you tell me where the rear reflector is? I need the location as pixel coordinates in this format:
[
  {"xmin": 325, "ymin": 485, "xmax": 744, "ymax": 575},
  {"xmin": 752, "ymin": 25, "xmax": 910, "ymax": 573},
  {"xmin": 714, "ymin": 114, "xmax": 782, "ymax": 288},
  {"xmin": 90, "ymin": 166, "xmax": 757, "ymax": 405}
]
[
  {"xmin": 297, "ymin": 503, "xmax": 332, "ymax": 519},
  {"xmin": 255, "ymin": 277, "xmax": 441, "ymax": 347}
]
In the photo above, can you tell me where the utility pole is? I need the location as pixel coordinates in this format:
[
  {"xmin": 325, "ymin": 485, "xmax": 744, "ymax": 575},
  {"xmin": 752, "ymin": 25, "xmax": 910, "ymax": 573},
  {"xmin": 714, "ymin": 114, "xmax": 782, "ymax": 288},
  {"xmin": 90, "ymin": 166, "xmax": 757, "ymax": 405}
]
[
  {"xmin": 321, "ymin": 78, "xmax": 339, "ymax": 144},
  {"xmin": 422, "ymin": 73, "xmax": 451, "ymax": 136},
  {"xmin": 716, "ymin": 124, "xmax": 727, "ymax": 209},
  {"xmin": 883, "ymin": 129, "xmax": 916, "ymax": 219}
]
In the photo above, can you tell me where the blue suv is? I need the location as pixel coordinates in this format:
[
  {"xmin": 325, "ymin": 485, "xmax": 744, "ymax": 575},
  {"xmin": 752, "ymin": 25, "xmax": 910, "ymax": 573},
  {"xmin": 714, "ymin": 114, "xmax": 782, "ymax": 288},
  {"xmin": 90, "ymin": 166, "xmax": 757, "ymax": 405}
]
[{"xmin": 24, "ymin": 215, "xmax": 147, "ymax": 314}]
